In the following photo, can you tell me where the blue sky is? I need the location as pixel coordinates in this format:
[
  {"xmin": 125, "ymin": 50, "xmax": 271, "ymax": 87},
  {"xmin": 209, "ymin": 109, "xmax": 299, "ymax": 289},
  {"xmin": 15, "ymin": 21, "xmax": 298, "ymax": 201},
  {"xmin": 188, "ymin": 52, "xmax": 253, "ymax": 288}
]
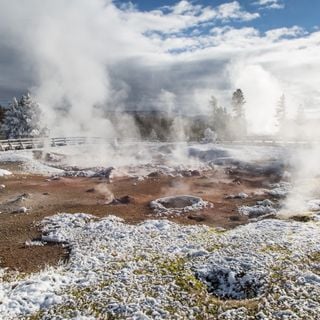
[{"xmin": 115, "ymin": 0, "xmax": 320, "ymax": 32}]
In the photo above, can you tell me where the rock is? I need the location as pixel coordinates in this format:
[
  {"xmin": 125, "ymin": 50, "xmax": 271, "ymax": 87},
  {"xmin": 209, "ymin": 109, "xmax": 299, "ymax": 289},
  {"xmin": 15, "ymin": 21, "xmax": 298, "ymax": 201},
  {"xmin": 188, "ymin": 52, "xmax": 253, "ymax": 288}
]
[
  {"xmin": 32, "ymin": 150, "xmax": 43, "ymax": 160},
  {"xmin": 188, "ymin": 214, "xmax": 206, "ymax": 222},
  {"xmin": 45, "ymin": 152, "xmax": 66, "ymax": 163},
  {"xmin": 225, "ymin": 192, "xmax": 248, "ymax": 199},
  {"xmin": 12, "ymin": 207, "xmax": 28, "ymax": 214},
  {"xmin": 181, "ymin": 170, "xmax": 201, "ymax": 177},
  {"xmin": 111, "ymin": 195, "xmax": 134, "ymax": 205},
  {"xmin": 148, "ymin": 171, "xmax": 161, "ymax": 178},
  {"xmin": 181, "ymin": 170, "xmax": 192, "ymax": 177},
  {"xmin": 256, "ymin": 199, "xmax": 274, "ymax": 207},
  {"xmin": 239, "ymin": 205, "xmax": 276, "ymax": 218},
  {"xmin": 191, "ymin": 170, "xmax": 201, "ymax": 176},
  {"xmin": 48, "ymin": 175, "xmax": 61, "ymax": 181},
  {"xmin": 92, "ymin": 167, "xmax": 114, "ymax": 179}
]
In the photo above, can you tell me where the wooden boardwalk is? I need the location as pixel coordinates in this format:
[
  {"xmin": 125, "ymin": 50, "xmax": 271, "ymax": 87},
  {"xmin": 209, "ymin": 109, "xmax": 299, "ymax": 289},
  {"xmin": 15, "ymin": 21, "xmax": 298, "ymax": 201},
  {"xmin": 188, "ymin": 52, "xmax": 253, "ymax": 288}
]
[
  {"xmin": 0, "ymin": 137, "xmax": 109, "ymax": 151},
  {"xmin": 0, "ymin": 136, "xmax": 318, "ymax": 152}
]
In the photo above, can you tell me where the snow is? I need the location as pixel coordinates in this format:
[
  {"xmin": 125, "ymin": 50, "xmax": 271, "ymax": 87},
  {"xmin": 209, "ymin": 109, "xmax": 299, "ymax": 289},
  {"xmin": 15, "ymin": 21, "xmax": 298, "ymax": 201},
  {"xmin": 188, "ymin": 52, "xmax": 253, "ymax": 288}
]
[
  {"xmin": 25, "ymin": 240, "xmax": 45, "ymax": 246},
  {"xmin": 0, "ymin": 142, "xmax": 290, "ymax": 179},
  {"xmin": 0, "ymin": 150, "xmax": 63, "ymax": 175},
  {"xmin": 225, "ymin": 192, "xmax": 248, "ymax": 199},
  {"xmin": 13, "ymin": 206, "xmax": 28, "ymax": 214},
  {"xmin": 307, "ymin": 199, "xmax": 320, "ymax": 212},
  {"xmin": 238, "ymin": 204, "xmax": 277, "ymax": 218},
  {"xmin": 2, "ymin": 93, "xmax": 47, "ymax": 139},
  {"xmin": 1, "ymin": 214, "xmax": 320, "ymax": 319},
  {"xmin": 195, "ymin": 253, "xmax": 268, "ymax": 299},
  {"xmin": 266, "ymin": 182, "xmax": 292, "ymax": 198},
  {"xmin": 238, "ymin": 198, "xmax": 277, "ymax": 218},
  {"xmin": 1, "ymin": 143, "xmax": 319, "ymax": 318},
  {"xmin": 202, "ymin": 128, "xmax": 217, "ymax": 143},
  {"xmin": 0, "ymin": 169, "xmax": 12, "ymax": 177}
]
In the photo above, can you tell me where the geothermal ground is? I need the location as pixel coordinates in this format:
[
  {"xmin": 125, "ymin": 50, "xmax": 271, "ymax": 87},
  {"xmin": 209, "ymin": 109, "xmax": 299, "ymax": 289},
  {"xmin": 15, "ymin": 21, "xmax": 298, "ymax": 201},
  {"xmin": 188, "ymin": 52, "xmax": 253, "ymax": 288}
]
[{"xmin": 0, "ymin": 142, "xmax": 320, "ymax": 319}]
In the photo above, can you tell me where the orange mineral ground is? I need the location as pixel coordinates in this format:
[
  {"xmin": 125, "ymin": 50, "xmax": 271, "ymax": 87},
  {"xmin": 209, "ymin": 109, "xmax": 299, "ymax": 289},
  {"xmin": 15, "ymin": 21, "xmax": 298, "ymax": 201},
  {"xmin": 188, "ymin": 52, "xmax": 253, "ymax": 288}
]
[{"xmin": 0, "ymin": 164, "xmax": 276, "ymax": 273}]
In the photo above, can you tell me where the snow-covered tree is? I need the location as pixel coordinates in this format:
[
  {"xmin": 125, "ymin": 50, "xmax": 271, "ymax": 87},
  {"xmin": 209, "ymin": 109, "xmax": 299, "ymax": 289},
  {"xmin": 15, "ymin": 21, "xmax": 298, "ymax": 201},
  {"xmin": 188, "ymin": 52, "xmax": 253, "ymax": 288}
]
[
  {"xmin": 210, "ymin": 95, "xmax": 218, "ymax": 115},
  {"xmin": 275, "ymin": 94, "xmax": 286, "ymax": 129},
  {"xmin": 149, "ymin": 129, "xmax": 159, "ymax": 141},
  {"xmin": 209, "ymin": 95, "xmax": 230, "ymax": 139},
  {"xmin": 231, "ymin": 89, "xmax": 246, "ymax": 118},
  {"xmin": 231, "ymin": 89, "xmax": 247, "ymax": 137},
  {"xmin": 202, "ymin": 128, "xmax": 217, "ymax": 143},
  {"xmin": 2, "ymin": 93, "xmax": 47, "ymax": 139}
]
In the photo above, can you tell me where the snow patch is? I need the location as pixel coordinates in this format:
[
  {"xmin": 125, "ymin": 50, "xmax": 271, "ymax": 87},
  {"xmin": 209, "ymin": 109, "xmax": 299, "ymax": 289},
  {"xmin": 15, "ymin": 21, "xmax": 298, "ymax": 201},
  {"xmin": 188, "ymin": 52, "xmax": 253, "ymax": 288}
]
[
  {"xmin": 0, "ymin": 169, "xmax": 12, "ymax": 177},
  {"xmin": 307, "ymin": 199, "xmax": 320, "ymax": 212},
  {"xmin": 239, "ymin": 202, "xmax": 277, "ymax": 218}
]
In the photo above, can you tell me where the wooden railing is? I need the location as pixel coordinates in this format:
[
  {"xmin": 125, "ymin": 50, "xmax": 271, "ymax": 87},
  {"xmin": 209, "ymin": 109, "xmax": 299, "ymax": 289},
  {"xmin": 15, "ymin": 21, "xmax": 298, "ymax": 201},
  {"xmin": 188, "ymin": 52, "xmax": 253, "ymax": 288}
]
[
  {"xmin": 0, "ymin": 136, "xmax": 319, "ymax": 152},
  {"xmin": 0, "ymin": 137, "xmax": 111, "ymax": 151}
]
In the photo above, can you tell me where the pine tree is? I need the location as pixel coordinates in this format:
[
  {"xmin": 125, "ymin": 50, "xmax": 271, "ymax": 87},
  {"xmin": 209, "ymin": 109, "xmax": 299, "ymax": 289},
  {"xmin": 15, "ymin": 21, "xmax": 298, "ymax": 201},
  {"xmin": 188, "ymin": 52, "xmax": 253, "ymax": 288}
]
[
  {"xmin": 231, "ymin": 89, "xmax": 246, "ymax": 118},
  {"xmin": 208, "ymin": 95, "xmax": 233, "ymax": 140},
  {"xmin": 2, "ymin": 93, "xmax": 47, "ymax": 139},
  {"xmin": 0, "ymin": 105, "xmax": 5, "ymax": 124},
  {"xmin": 210, "ymin": 95, "xmax": 218, "ymax": 115},
  {"xmin": 231, "ymin": 89, "xmax": 247, "ymax": 137},
  {"xmin": 275, "ymin": 94, "xmax": 286, "ymax": 129}
]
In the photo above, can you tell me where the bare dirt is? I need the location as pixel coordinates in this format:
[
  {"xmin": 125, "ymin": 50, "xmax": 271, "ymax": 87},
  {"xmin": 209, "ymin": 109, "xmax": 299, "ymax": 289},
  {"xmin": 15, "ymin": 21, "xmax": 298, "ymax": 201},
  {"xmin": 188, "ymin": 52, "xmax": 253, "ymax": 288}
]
[{"xmin": 0, "ymin": 166, "xmax": 275, "ymax": 273}]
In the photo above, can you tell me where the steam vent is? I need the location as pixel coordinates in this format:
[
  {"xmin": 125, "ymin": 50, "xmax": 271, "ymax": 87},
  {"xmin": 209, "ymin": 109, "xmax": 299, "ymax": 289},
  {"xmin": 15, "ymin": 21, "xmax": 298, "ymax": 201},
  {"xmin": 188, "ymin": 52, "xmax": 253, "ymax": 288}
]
[{"xmin": 150, "ymin": 195, "xmax": 213, "ymax": 216}]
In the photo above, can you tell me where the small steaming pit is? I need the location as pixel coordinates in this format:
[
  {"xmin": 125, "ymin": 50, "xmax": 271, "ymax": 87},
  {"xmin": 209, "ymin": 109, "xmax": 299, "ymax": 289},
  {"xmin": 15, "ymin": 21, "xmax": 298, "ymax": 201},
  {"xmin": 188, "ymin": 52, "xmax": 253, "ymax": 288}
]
[{"xmin": 150, "ymin": 195, "xmax": 212, "ymax": 216}]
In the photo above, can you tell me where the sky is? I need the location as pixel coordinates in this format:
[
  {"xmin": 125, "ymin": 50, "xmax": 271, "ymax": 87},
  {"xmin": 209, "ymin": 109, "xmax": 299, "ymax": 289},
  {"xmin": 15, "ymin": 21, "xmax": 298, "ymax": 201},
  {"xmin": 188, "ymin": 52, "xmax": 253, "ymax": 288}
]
[
  {"xmin": 0, "ymin": 0, "xmax": 319, "ymax": 133},
  {"xmin": 115, "ymin": 0, "xmax": 320, "ymax": 32}
]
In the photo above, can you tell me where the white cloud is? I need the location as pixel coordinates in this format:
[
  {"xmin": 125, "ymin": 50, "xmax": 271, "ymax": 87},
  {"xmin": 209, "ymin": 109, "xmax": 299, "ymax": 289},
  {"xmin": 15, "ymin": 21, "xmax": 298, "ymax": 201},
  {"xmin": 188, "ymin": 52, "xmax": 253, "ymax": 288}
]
[
  {"xmin": 0, "ymin": 0, "xmax": 319, "ymax": 135},
  {"xmin": 253, "ymin": 0, "xmax": 285, "ymax": 10},
  {"xmin": 120, "ymin": 1, "xmax": 259, "ymax": 35},
  {"xmin": 265, "ymin": 26, "xmax": 306, "ymax": 41},
  {"xmin": 217, "ymin": 1, "xmax": 259, "ymax": 21}
]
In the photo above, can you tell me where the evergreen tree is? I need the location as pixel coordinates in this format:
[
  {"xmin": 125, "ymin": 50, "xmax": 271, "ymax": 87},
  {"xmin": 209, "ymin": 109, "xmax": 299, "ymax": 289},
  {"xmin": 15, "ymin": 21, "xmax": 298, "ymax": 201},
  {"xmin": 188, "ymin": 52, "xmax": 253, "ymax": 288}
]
[
  {"xmin": 208, "ymin": 94, "xmax": 233, "ymax": 140},
  {"xmin": 0, "ymin": 105, "xmax": 5, "ymax": 124},
  {"xmin": 275, "ymin": 94, "xmax": 286, "ymax": 129},
  {"xmin": 210, "ymin": 95, "xmax": 218, "ymax": 115},
  {"xmin": 231, "ymin": 89, "xmax": 246, "ymax": 118},
  {"xmin": 149, "ymin": 129, "xmax": 159, "ymax": 141},
  {"xmin": 209, "ymin": 95, "xmax": 223, "ymax": 139},
  {"xmin": 2, "ymin": 93, "xmax": 47, "ymax": 139},
  {"xmin": 231, "ymin": 89, "xmax": 247, "ymax": 137}
]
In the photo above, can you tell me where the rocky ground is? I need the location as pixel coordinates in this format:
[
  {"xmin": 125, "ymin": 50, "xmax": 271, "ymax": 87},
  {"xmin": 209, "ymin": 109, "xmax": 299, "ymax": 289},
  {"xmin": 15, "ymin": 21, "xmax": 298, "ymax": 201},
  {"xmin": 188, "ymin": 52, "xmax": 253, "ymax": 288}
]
[
  {"xmin": 0, "ymin": 143, "xmax": 319, "ymax": 319},
  {"xmin": 0, "ymin": 162, "xmax": 271, "ymax": 274}
]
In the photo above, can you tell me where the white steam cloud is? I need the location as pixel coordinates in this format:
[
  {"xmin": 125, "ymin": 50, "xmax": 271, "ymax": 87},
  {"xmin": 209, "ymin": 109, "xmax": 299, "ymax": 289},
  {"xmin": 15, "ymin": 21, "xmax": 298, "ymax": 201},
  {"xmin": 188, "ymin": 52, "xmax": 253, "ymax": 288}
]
[
  {"xmin": 0, "ymin": 0, "xmax": 319, "ymax": 136},
  {"xmin": 0, "ymin": 0, "xmax": 153, "ymax": 137}
]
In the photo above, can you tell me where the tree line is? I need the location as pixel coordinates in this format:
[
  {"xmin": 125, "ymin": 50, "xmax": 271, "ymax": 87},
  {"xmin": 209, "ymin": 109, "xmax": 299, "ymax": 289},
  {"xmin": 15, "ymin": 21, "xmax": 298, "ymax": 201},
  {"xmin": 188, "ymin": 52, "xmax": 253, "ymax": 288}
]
[{"xmin": 0, "ymin": 90, "xmax": 307, "ymax": 141}]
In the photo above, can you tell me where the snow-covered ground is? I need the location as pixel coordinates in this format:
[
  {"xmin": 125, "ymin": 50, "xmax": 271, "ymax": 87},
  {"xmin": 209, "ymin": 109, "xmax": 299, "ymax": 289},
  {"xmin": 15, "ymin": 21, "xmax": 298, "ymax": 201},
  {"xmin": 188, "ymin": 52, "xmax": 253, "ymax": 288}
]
[
  {"xmin": 0, "ymin": 214, "xmax": 319, "ymax": 319},
  {"xmin": 0, "ymin": 168, "xmax": 12, "ymax": 177},
  {"xmin": 0, "ymin": 142, "xmax": 287, "ymax": 178},
  {"xmin": 0, "ymin": 150, "xmax": 63, "ymax": 175},
  {"xmin": 1, "ymin": 142, "xmax": 320, "ymax": 319}
]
